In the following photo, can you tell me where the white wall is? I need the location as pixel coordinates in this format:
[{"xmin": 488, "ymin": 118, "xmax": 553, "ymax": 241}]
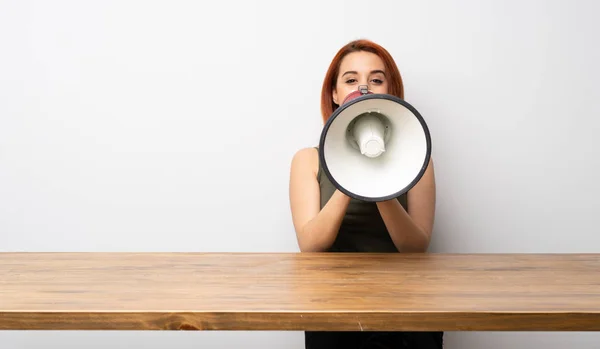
[{"xmin": 1, "ymin": 0, "xmax": 599, "ymax": 348}]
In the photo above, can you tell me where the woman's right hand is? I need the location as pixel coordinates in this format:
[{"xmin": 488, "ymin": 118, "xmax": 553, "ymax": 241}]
[{"xmin": 289, "ymin": 147, "xmax": 351, "ymax": 252}]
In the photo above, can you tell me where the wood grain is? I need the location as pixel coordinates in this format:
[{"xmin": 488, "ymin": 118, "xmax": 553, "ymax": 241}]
[{"xmin": 1, "ymin": 252, "xmax": 599, "ymax": 331}]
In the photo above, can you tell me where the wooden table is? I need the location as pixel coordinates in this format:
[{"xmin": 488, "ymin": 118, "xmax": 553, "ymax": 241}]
[{"xmin": 1, "ymin": 252, "xmax": 599, "ymax": 331}]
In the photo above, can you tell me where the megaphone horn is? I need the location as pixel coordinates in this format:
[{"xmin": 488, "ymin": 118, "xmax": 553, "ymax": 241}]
[{"xmin": 318, "ymin": 86, "xmax": 431, "ymax": 202}]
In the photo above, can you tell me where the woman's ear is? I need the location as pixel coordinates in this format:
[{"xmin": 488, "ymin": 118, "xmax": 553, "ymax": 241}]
[{"xmin": 332, "ymin": 89, "xmax": 338, "ymax": 105}]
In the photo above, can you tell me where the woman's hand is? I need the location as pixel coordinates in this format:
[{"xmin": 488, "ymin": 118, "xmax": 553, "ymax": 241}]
[
  {"xmin": 376, "ymin": 157, "xmax": 436, "ymax": 252},
  {"xmin": 289, "ymin": 148, "xmax": 351, "ymax": 252}
]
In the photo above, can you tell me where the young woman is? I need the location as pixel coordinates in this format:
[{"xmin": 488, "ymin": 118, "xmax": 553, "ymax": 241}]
[{"xmin": 288, "ymin": 39, "xmax": 442, "ymax": 349}]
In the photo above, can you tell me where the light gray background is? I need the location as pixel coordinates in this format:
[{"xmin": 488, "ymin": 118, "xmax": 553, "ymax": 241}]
[{"xmin": 1, "ymin": 0, "xmax": 599, "ymax": 348}]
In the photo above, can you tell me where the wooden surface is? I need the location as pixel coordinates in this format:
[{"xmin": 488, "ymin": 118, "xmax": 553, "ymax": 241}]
[{"xmin": 1, "ymin": 252, "xmax": 599, "ymax": 331}]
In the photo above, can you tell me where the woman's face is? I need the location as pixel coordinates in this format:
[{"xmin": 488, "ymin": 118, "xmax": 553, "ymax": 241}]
[{"xmin": 332, "ymin": 50, "xmax": 389, "ymax": 105}]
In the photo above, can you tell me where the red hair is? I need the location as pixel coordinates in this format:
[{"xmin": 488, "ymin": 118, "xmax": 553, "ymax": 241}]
[{"xmin": 320, "ymin": 39, "xmax": 404, "ymax": 124}]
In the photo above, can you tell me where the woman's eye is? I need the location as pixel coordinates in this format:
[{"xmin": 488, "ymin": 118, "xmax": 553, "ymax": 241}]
[
  {"xmin": 345, "ymin": 79, "xmax": 357, "ymax": 83},
  {"xmin": 372, "ymin": 79, "xmax": 384, "ymax": 84}
]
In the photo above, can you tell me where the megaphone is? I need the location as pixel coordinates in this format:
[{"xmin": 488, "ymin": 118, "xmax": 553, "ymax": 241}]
[{"xmin": 318, "ymin": 85, "xmax": 431, "ymax": 202}]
